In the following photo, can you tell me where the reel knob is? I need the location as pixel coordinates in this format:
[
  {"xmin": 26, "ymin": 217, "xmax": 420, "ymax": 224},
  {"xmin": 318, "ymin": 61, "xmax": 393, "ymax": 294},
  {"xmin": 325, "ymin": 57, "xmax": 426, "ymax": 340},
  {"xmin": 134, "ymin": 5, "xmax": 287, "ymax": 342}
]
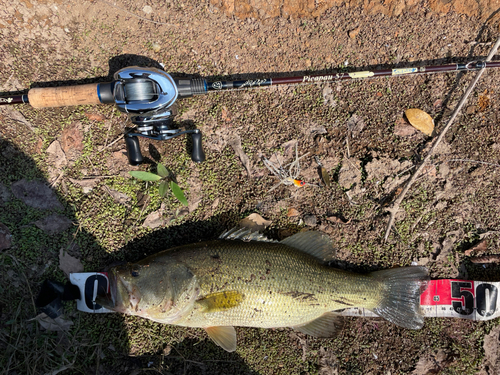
[
  {"xmin": 190, "ymin": 130, "xmax": 205, "ymax": 163},
  {"xmin": 125, "ymin": 135, "xmax": 143, "ymax": 165}
]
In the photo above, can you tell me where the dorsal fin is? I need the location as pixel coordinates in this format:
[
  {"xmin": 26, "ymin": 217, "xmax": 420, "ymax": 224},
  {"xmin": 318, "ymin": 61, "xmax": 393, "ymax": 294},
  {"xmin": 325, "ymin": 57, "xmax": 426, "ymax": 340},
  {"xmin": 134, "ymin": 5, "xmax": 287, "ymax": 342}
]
[
  {"xmin": 280, "ymin": 231, "xmax": 336, "ymax": 262},
  {"xmin": 219, "ymin": 227, "xmax": 278, "ymax": 243}
]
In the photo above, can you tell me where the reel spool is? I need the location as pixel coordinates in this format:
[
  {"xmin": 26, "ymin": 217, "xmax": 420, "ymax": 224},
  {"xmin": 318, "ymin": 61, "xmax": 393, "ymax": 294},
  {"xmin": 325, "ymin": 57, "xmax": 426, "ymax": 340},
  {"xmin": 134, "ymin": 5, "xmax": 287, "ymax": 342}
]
[{"xmin": 113, "ymin": 67, "xmax": 205, "ymax": 165}]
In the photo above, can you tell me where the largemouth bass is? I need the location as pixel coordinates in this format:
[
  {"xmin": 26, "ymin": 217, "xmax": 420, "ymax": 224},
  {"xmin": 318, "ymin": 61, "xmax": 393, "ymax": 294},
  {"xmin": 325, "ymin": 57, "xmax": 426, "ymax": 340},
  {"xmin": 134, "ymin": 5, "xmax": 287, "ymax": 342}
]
[{"xmin": 99, "ymin": 229, "xmax": 429, "ymax": 352}]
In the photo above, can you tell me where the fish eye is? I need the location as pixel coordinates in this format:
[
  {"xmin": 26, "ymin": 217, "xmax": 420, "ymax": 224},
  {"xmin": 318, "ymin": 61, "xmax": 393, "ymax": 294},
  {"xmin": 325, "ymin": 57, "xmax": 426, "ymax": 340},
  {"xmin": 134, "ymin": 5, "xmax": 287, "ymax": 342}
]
[{"xmin": 131, "ymin": 266, "xmax": 140, "ymax": 277}]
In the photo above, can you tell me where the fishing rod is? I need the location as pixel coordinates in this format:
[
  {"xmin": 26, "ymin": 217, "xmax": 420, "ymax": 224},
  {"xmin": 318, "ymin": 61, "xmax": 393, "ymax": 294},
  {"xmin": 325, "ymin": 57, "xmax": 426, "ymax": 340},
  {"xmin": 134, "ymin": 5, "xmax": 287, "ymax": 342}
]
[{"xmin": 1, "ymin": 60, "xmax": 499, "ymax": 165}]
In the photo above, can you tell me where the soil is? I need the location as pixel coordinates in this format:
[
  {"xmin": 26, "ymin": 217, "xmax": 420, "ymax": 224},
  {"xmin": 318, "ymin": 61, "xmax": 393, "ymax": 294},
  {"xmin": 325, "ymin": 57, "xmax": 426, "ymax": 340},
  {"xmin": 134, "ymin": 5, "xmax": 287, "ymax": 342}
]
[{"xmin": 1, "ymin": 0, "xmax": 500, "ymax": 374}]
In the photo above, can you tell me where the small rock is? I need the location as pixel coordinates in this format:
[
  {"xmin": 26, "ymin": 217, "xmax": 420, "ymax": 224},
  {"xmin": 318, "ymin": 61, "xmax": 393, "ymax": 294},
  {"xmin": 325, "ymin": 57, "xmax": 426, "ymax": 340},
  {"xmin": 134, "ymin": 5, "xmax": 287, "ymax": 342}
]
[
  {"xmin": 466, "ymin": 105, "xmax": 476, "ymax": 114},
  {"xmin": 303, "ymin": 214, "xmax": 317, "ymax": 226}
]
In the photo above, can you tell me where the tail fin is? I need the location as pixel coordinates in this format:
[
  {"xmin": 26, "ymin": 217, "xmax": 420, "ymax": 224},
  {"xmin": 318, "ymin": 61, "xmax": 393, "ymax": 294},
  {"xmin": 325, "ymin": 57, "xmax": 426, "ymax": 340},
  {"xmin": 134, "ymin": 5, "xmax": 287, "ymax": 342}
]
[{"xmin": 370, "ymin": 266, "xmax": 429, "ymax": 329}]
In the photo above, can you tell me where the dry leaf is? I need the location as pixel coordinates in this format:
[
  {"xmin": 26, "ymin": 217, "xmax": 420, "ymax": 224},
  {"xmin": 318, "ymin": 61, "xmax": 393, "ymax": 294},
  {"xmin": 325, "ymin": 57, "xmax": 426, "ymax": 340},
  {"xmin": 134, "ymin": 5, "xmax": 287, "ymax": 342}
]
[
  {"xmin": 347, "ymin": 114, "xmax": 365, "ymax": 138},
  {"xmin": 326, "ymin": 215, "xmax": 348, "ymax": 224},
  {"xmin": 394, "ymin": 118, "xmax": 418, "ymax": 137},
  {"xmin": 59, "ymin": 248, "xmax": 84, "ymax": 277},
  {"xmin": 46, "ymin": 140, "xmax": 68, "ymax": 170},
  {"xmin": 227, "ymin": 134, "xmax": 251, "ymax": 177},
  {"xmin": 85, "ymin": 113, "xmax": 106, "ymax": 122},
  {"xmin": 69, "ymin": 178, "xmax": 99, "ymax": 194},
  {"xmin": 11, "ymin": 179, "xmax": 63, "ymax": 210},
  {"xmin": 32, "ymin": 313, "xmax": 73, "ymax": 332},
  {"xmin": 0, "ymin": 222, "xmax": 12, "ymax": 250},
  {"xmin": 405, "ymin": 108, "xmax": 434, "ymax": 136},
  {"xmin": 469, "ymin": 255, "xmax": 500, "ymax": 264},
  {"xmin": 105, "ymin": 186, "xmax": 131, "ymax": 204},
  {"xmin": 35, "ymin": 214, "xmax": 73, "ymax": 235},
  {"xmin": 287, "ymin": 208, "xmax": 300, "ymax": 217},
  {"xmin": 464, "ymin": 240, "xmax": 488, "ymax": 256},
  {"xmin": 239, "ymin": 213, "xmax": 272, "ymax": 232}
]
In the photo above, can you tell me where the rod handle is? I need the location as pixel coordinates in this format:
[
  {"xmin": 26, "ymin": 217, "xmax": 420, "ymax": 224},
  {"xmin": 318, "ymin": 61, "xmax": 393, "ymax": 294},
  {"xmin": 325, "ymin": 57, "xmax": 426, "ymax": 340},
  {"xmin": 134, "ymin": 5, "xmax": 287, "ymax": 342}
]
[{"xmin": 28, "ymin": 83, "xmax": 102, "ymax": 108}]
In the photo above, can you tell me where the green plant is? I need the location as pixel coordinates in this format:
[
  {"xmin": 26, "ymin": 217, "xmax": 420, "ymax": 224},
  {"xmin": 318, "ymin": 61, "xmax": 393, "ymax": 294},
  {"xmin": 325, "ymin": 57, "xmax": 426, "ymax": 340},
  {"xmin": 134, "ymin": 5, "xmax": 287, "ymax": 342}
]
[{"xmin": 129, "ymin": 163, "xmax": 188, "ymax": 206}]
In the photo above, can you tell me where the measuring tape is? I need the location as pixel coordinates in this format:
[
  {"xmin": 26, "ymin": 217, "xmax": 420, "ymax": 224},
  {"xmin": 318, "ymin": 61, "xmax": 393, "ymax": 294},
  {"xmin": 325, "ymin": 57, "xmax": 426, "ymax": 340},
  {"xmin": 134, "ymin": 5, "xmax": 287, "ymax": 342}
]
[
  {"xmin": 341, "ymin": 279, "xmax": 500, "ymax": 320},
  {"xmin": 70, "ymin": 273, "xmax": 500, "ymax": 320}
]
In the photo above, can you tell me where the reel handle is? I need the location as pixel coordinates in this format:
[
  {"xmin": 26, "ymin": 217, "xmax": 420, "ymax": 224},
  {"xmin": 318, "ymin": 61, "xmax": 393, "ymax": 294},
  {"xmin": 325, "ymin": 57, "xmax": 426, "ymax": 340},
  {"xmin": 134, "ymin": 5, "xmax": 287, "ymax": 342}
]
[
  {"xmin": 124, "ymin": 136, "xmax": 143, "ymax": 166},
  {"xmin": 190, "ymin": 131, "xmax": 205, "ymax": 163}
]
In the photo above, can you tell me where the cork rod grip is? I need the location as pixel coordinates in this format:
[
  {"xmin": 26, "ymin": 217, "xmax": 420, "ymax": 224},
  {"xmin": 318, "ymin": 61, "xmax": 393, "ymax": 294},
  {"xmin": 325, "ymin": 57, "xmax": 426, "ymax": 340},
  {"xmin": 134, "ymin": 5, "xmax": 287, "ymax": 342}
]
[{"xmin": 28, "ymin": 83, "xmax": 102, "ymax": 108}]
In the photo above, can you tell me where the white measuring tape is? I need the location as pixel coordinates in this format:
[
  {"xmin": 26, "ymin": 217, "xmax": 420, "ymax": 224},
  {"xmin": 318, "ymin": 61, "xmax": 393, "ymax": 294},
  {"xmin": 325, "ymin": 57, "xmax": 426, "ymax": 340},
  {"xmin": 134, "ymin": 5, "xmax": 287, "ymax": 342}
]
[{"xmin": 70, "ymin": 273, "xmax": 500, "ymax": 320}]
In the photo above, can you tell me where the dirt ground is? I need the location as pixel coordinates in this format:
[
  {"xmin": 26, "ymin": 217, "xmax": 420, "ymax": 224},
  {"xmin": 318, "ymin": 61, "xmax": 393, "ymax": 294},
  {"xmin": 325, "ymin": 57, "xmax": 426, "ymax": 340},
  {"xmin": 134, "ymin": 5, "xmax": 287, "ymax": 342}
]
[{"xmin": 1, "ymin": 0, "xmax": 500, "ymax": 374}]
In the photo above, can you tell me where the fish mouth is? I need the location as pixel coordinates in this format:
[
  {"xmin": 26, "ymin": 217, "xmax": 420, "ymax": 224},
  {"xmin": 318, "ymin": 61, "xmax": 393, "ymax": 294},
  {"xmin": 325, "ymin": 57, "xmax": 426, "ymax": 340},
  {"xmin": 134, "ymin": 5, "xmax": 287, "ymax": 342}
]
[{"xmin": 95, "ymin": 268, "xmax": 130, "ymax": 313}]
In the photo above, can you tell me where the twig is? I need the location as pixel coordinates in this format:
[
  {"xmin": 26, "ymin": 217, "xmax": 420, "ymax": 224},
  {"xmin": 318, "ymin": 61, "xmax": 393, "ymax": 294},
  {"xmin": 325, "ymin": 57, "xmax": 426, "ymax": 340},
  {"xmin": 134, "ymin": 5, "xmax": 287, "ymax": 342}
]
[
  {"xmin": 447, "ymin": 158, "xmax": 500, "ymax": 168},
  {"xmin": 383, "ymin": 35, "xmax": 500, "ymax": 243}
]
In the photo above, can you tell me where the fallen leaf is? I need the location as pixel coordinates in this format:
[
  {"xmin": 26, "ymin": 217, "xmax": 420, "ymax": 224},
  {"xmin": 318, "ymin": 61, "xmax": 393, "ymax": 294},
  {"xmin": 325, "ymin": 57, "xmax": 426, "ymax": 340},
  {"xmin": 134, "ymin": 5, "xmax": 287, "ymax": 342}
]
[
  {"xmin": 105, "ymin": 186, "xmax": 131, "ymax": 204},
  {"xmin": 2, "ymin": 106, "xmax": 36, "ymax": 132},
  {"xmin": 69, "ymin": 178, "xmax": 99, "ymax": 194},
  {"xmin": 59, "ymin": 248, "xmax": 84, "ymax": 277},
  {"xmin": 0, "ymin": 222, "xmax": 12, "ymax": 250},
  {"xmin": 35, "ymin": 214, "xmax": 73, "ymax": 235},
  {"xmin": 0, "ymin": 182, "xmax": 11, "ymax": 203},
  {"xmin": 482, "ymin": 325, "xmax": 500, "ymax": 371},
  {"xmin": 322, "ymin": 86, "xmax": 336, "ymax": 107},
  {"xmin": 319, "ymin": 166, "xmax": 331, "ymax": 187},
  {"xmin": 46, "ymin": 140, "xmax": 68, "ymax": 170},
  {"xmin": 239, "ymin": 213, "xmax": 272, "ymax": 232},
  {"xmin": 347, "ymin": 114, "xmax": 365, "ymax": 138},
  {"xmin": 143, "ymin": 210, "xmax": 166, "ymax": 229},
  {"xmin": 85, "ymin": 113, "xmax": 106, "ymax": 122},
  {"xmin": 478, "ymin": 89, "xmax": 490, "ymax": 112},
  {"xmin": 32, "ymin": 313, "xmax": 73, "ymax": 332},
  {"xmin": 394, "ymin": 118, "xmax": 418, "ymax": 137},
  {"xmin": 60, "ymin": 123, "xmax": 84, "ymax": 153},
  {"xmin": 11, "ymin": 179, "xmax": 63, "ymax": 210},
  {"xmin": 221, "ymin": 106, "xmax": 231, "ymax": 122},
  {"xmin": 287, "ymin": 208, "xmax": 300, "ymax": 217},
  {"xmin": 227, "ymin": 134, "xmax": 251, "ymax": 177},
  {"xmin": 464, "ymin": 240, "xmax": 489, "ymax": 256},
  {"xmin": 405, "ymin": 108, "xmax": 434, "ymax": 136},
  {"xmin": 326, "ymin": 215, "xmax": 348, "ymax": 224},
  {"xmin": 348, "ymin": 26, "xmax": 360, "ymax": 39},
  {"xmin": 469, "ymin": 255, "xmax": 500, "ymax": 264}
]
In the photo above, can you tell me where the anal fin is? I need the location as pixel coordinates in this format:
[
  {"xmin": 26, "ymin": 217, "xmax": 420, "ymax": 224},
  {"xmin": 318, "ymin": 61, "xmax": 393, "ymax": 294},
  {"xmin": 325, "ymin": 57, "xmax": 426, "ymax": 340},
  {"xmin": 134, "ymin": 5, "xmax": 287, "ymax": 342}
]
[
  {"xmin": 205, "ymin": 326, "xmax": 237, "ymax": 352},
  {"xmin": 292, "ymin": 312, "xmax": 344, "ymax": 337}
]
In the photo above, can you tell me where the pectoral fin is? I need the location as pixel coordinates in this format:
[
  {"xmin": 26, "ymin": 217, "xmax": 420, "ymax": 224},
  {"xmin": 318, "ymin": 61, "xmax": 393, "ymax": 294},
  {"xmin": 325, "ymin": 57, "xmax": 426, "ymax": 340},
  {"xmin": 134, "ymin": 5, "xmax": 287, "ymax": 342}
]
[
  {"xmin": 205, "ymin": 326, "xmax": 237, "ymax": 352},
  {"xmin": 292, "ymin": 312, "xmax": 344, "ymax": 337},
  {"xmin": 196, "ymin": 291, "xmax": 245, "ymax": 313}
]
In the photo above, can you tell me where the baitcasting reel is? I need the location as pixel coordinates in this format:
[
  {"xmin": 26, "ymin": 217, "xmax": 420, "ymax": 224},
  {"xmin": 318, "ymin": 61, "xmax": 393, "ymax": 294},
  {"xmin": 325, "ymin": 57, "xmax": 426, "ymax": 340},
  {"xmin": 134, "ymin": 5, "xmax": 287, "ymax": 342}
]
[{"xmin": 112, "ymin": 67, "xmax": 207, "ymax": 165}]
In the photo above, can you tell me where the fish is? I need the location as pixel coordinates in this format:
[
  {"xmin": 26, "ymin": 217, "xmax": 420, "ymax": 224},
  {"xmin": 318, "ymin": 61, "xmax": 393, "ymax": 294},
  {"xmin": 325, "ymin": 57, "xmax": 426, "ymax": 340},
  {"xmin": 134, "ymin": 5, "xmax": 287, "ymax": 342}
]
[{"xmin": 98, "ymin": 228, "xmax": 429, "ymax": 352}]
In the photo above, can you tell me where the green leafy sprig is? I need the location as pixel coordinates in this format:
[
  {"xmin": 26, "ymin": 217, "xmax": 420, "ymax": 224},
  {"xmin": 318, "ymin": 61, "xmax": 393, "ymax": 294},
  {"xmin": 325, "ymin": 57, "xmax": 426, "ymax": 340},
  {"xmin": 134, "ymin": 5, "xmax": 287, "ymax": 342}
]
[{"xmin": 129, "ymin": 163, "xmax": 188, "ymax": 206}]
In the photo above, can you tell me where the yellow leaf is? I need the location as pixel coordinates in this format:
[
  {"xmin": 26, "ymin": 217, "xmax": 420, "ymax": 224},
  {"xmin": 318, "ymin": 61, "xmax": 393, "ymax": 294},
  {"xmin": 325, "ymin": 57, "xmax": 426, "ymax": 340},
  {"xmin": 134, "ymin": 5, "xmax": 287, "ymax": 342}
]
[{"xmin": 405, "ymin": 108, "xmax": 434, "ymax": 136}]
